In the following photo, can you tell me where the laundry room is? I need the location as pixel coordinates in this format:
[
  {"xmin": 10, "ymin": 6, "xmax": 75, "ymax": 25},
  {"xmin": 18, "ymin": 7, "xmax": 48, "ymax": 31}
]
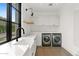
[
  {"xmin": 22, "ymin": 3, "xmax": 79, "ymax": 56},
  {"xmin": 0, "ymin": 3, "xmax": 79, "ymax": 56}
]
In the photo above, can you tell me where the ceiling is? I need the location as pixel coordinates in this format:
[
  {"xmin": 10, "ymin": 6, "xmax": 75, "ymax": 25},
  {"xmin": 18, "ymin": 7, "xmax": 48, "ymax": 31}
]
[
  {"xmin": 23, "ymin": 3, "xmax": 79, "ymax": 13},
  {"xmin": 24, "ymin": 3, "xmax": 64, "ymax": 12}
]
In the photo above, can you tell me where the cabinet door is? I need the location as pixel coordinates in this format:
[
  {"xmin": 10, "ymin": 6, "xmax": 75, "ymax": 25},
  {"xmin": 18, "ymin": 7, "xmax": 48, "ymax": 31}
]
[{"xmin": 31, "ymin": 41, "xmax": 36, "ymax": 56}]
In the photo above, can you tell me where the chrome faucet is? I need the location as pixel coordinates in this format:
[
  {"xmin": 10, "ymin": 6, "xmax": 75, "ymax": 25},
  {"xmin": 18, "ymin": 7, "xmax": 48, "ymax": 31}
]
[{"xmin": 16, "ymin": 27, "xmax": 25, "ymax": 42}]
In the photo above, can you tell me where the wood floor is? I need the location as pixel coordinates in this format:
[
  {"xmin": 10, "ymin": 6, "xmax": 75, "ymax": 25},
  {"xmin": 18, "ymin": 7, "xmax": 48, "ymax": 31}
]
[{"xmin": 35, "ymin": 47, "xmax": 72, "ymax": 56}]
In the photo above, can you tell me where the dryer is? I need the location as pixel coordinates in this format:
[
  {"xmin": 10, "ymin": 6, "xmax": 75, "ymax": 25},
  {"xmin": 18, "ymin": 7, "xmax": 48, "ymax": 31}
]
[{"xmin": 52, "ymin": 33, "xmax": 61, "ymax": 47}]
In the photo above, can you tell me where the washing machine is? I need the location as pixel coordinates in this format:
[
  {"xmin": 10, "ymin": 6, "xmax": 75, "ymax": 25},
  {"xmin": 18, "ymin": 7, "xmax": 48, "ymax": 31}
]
[
  {"xmin": 42, "ymin": 33, "xmax": 51, "ymax": 47},
  {"xmin": 52, "ymin": 33, "xmax": 62, "ymax": 47}
]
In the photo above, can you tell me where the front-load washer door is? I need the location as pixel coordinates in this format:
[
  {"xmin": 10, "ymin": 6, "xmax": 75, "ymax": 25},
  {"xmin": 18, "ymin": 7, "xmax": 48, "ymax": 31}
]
[
  {"xmin": 42, "ymin": 33, "xmax": 51, "ymax": 47},
  {"xmin": 53, "ymin": 36, "xmax": 61, "ymax": 44},
  {"xmin": 52, "ymin": 33, "xmax": 61, "ymax": 47}
]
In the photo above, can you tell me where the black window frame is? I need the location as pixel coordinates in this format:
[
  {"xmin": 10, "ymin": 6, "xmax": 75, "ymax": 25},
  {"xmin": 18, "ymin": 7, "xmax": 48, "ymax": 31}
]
[{"xmin": 0, "ymin": 3, "xmax": 21, "ymax": 45}]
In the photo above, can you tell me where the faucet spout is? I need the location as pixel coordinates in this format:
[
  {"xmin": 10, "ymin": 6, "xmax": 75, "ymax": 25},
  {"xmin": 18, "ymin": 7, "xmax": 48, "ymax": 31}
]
[
  {"xmin": 16, "ymin": 27, "xmax": 25, "ymax": 42},
  {"xmin": 21, "ymin": 28, "xmax": 25, "ymax": 34}
]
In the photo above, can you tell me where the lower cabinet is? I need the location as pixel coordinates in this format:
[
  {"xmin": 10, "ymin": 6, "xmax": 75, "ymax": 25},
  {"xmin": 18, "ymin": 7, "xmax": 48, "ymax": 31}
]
[
  {"xmin": 23, "ymin": 41, "xmax": 36, "ymax": 56},
  {"xmin": 31, "ymin": 40, "xmax": 36, "ymax": 56},
  {"xmin": 24, "ymin": 36, "xmax": 37, "ymax": 56}
]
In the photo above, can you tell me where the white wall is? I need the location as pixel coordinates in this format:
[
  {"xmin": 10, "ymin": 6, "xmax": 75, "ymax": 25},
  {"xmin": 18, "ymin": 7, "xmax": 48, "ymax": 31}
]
[
  {"xmin": 74, "ymin": 10, "xmax": 79, "ymax": 47},
  {"xmin": 59, "ymin": 4, "xmax": 79, "ymax": 55},
  {"xmin": 31, "ymin": 12, "xmax": 60, "ymax": 46},
  {"xmin": 74, "ymin": 10, "xmax": 79, "ymax": 55},
  {"xmin": 21, "ymin": 4, "xmax": 32, "ymax": 36}
]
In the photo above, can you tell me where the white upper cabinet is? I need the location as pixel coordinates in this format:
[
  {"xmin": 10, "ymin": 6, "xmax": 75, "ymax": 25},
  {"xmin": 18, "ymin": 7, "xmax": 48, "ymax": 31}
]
[{"xmin": 32, "ymin": 12, "xmax": 60, "ymax": 26}]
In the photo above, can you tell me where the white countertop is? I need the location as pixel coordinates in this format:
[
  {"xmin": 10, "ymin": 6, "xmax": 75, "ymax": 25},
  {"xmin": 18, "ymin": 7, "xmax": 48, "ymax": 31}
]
[{"xmin": 0, "ymin": 33, "xmax": 37, "ymax": 56}]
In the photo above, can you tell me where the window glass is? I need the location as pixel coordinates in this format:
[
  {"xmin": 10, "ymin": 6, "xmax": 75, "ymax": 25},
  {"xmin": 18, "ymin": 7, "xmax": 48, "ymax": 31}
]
[
  {"xmin": 0, "ymin": 21, "xmax": 6, "ymax": 43},
  {"xmin": 12, "ymin": 4, "xmax": 19, "ymax": 39},
  {"xmin": 12, "ymin": 23, "xmax": 18, "ymax": 38},
  {"xmin": 0, "ymin": 3, "xmax": 7, "ymax": 43},
  {"xmin": 12, "ymin": 4, "xmax": 19, "ymax": 10},
  {"xmin": 12, "ymin": 7, "xmax": 19, "ymax": 23},
  {"xmin": 0, "ymin": 3, "xmax": 6, "ymax": 19},
  {"xmin": 12, "ymin": 7, "xmax": 16, "ymax": 22}
]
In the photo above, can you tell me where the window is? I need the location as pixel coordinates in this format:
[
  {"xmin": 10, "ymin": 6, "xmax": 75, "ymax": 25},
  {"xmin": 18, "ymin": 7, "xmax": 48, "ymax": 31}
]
[
  {"xmin": 12, "ymin": 4, "xmax": 20, "ymax": 39},
  {"xmin": 0, "ymin": 21, "xmax": 7, "ymax": 43},
  {"xmin": 0, "ymin": 3, "xmax": 7, "ymax": 43},
  {"xmin": 0, "ymin": 3, "xmax": 6, "ymax": 19},
  {"xmin": 0, "ymin": 3, "xmax": 21, "ymax": 44}
]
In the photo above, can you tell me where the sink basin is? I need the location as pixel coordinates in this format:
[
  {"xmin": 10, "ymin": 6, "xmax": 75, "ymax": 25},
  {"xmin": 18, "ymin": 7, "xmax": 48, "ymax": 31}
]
[
  {"xmin": 12, "ymin": 36, "xmax": 35, "ymax": 56},
  {"xmin": 14, "ymin": 37, "xmax": 34, "ymax": 46},
  {"xmin": 14, "ymin": 44, "xmax": 29, "ymax": 56}
]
